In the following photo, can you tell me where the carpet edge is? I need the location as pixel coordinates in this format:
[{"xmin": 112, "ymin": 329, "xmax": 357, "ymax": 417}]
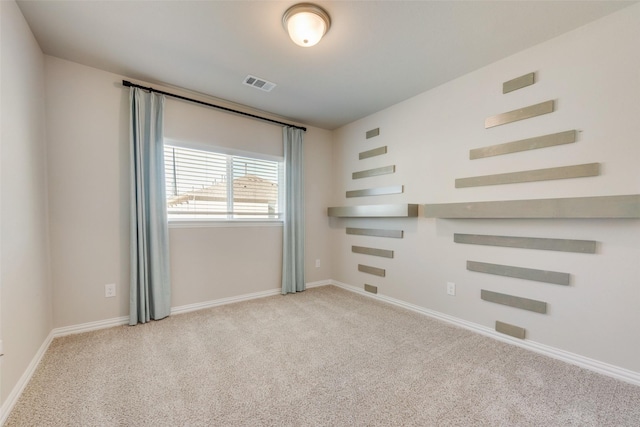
[{"xmin": 330, "ymin": 279, "xmax": 640, "ymax": 387}]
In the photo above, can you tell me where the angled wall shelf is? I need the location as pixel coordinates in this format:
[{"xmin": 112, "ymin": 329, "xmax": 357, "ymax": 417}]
[
  {"xmin": 485, "ymin": 100, "xmax": 554, "ymax": 128},
  {"xmin": 495, "ymin": 321, "xmax": 526, "ymax": 339},
  {"xmin": 481, "ymin": 290, "xmax": 547, "ymax": 314},
  {"xmin": 467, "ymin": 260, "xmax": 570, "ymax": 286},
  {"xmin": 454, "ymin": 233, "xmax": 596, "ymax": 253},
  {"xmin": 346, "ymin": 185, "xmax": 403, "ymax": 198},
  {"xmin": 328, "ymin": 204, "xmax": 419, "ymax": 218},
  {"xmin": 347, "ymin": 228, "xmax": 404, "ymax": 238},
  {"xmin": 423, "ymin": 194, "xmax": 640, "ymax": 219},
  {"xmin": 454, "ymin": 163, "xmax": 599, "ymax": 188},
  {"xmin": 359, "ymin": 146, "xmax": 387, "ymax": 160},
  {"xmin": 503, "ymin": 72, "xmax": 535, "ymax": 94},
  {"xmin": 469, "ymin": 130, "xmax": 576, "ymax": 160}
]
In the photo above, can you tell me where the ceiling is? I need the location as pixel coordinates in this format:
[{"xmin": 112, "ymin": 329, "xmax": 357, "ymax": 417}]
[{"xmin": 17, "ymin": 1, "xmax": 636, "ymax": 130}]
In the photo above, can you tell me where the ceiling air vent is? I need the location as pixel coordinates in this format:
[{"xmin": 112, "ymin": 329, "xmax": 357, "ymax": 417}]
[{"xmin": 243, "ymin": 75, "xmax": 276, "ymax": 92}]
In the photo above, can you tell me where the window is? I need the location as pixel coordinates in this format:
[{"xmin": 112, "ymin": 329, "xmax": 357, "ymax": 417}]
[{"xmin": 164, "ymin": 142, "xmax": 282, "ymax": 221}]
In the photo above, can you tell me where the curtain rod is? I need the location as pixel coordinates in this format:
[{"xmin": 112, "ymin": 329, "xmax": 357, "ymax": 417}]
[{"xmin": 122, "ymin": 80, "xmax": 307, "ymax": 132}]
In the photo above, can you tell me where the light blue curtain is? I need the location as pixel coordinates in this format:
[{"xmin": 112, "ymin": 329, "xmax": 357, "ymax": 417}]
[
  {"xmin": 282, "ymin": 127, "xmax": 305, "ymax": 294},
  {"xmin": 129, "ymin": 87, "xmax": 171, "ymax": 325}
]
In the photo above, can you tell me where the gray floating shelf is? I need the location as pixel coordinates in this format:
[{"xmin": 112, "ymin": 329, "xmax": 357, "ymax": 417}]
[
  {"xmin": 364, "ymin": 284, "xmax": 378, "ymax": 294},
  {"xmin": 352, "ymin": 165, "xmax": 395, "ymax": 180},
  {"xmin": 485, "ymin": 100, "xmax": 554, "ymax": 128},
  {"xmin": 347, "ymin": 228, "xmax": 404, "ymax": 238},
  {"xmin": 495, "ymin": 321, "xmax": 526, "ymax": 339},
  {"xmin": 503, "ymin": 72, "xmax": 535, "ymax": 94},
  {"xmin": 454, "ymin": 233, "xmax": 596, "ymax": 253},
  {"xmin": 455, "ymin": 163, "xmax": 599, "ymax": 188},
  {"xmin": 424, "ymin": 194, "xmax": 640, "ymax": 219},
  {"xmin": 328, "ymin": 204, "xmax": 419, "ymax": 218},
  {"xmin": 346, "ymin": 185, "xmax": 403, "ymax": 198},
  {"xmin": 366, "ymin": 128, "xmax": 380, "ymax": 139},
  {"xmin": 358, "ymin": 264, "xmax": 386, "ymax": 277},
  {"xmin": 481, "ymin": 290, "xmax": 547, "ymax": 314},
  {"xmin": 467, "ymin": 261, "xmax": 570, "ymax": 286},
  {"xmin": 359, "ymin": 146, "xmax": 387, "ymax": 160},
  {"xmin": 352, "ymin": 245, "xmax": 394, "ymax": 258},
  {"xmin": 470, "ymin": 130, "xmax": 576, "ymax": 160}
]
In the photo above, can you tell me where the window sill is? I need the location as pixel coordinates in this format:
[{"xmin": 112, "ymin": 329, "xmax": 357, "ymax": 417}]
[{"xmin": 168, "ymin": 219, "xmax": 284, "ymax": 229}]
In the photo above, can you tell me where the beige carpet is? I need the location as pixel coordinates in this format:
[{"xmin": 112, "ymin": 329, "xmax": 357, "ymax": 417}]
[{"xmin": 6, "ymin": 285, "xmax": 640, "ymax": 426}]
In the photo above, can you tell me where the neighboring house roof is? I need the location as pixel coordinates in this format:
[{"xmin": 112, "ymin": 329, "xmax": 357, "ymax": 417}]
[{"xmin": 168, "ymin": 175, "xmax": 277, "ymax": 207}]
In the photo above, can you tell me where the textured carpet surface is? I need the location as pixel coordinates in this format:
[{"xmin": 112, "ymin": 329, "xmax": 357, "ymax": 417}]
[{"xmin": 5, "ymin": 285, "xmax": 640, "ymax": 426}]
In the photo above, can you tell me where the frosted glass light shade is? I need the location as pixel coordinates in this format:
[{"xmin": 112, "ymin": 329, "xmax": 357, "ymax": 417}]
[{"xmin": 282, "ymin": 3, "xmax": 331, "ymax": 47}]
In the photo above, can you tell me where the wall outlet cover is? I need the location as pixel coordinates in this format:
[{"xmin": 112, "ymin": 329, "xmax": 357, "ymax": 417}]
[
  {"xmin": 105, "ymin": 283, "xmax": 116, "ymax": 298},
  {"xmin": 447, "ymin": 282, "xmax": 456, "ymax": 296}
]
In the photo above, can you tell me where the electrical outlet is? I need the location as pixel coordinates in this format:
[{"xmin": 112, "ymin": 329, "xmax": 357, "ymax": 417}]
[
  {"xmin": 446, "ymin": 282, "xmax": 456, "ymax": 296},
  {"xmin": 105, "ymin": 283, "xmax": 116, "ymax": 298},
  {"xmin": 315, "ymin": 259, "xmax": 321, "ymax": 268}
]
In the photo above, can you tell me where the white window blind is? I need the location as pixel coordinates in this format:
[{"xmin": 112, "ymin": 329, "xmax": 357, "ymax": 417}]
[{"xmin": 164, "ymin": 144, "xmax": 281, "ymax": 220}]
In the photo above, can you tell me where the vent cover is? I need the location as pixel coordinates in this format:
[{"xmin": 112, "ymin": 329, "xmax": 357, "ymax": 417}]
[{"xmin": 243, "ymin": 75, "xmax": 276, "ymax": 92}]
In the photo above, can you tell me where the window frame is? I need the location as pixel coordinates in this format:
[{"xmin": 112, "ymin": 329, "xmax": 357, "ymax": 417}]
[{"xmin": 164, "ymin": 138, "xmax": 284, "ymax": 227}]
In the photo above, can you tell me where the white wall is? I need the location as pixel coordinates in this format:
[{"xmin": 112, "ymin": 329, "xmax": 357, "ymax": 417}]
[
  {"xmin": 165, "ymin": 93, "xmax": 334, "ymax": 306},
  {"xmin": 332, "ymin": 5, "xmax": 640, "ymax": 373},
  {"xmin": 44, "ymin": 56, "xmax": 334, "ymax": 326},
  {"xmin": 0, "ymin": 0, "xmax": 53, "ymax": 405}
]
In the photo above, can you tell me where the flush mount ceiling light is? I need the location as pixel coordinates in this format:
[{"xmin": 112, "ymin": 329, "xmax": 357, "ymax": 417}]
[{"xmin": 282, "ymin": 3, "xmax": 331, "ymax": 47}]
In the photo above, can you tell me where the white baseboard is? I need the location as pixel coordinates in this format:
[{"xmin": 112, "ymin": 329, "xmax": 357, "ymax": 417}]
[
  {"xmin": 0, "ymin": 331, "xmax": 54, "ymax": 426},
  {"xmin": 171, "ymin": 280, "xmax": 332, "ymax": 315},
  {"xmin": 171, "ymin": 288, "xmax": 281, "ymax": 315},
  {"xmin": 306, "ymin": 279, "xmax": 333, "ymax": 289},
  {"xmin": 53, "ymin": 316, "xmax": 130, "ymax": 338},
  {"xmin": 330, "ymin": 280, "xmax": 640, "ymax": 387},
  {"xmin": 54, "ymin": 287, "xmax": 295, "ymax": 338}
]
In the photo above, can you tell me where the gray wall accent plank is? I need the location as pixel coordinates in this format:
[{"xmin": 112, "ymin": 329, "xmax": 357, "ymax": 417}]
[
  {"xmin": 503, "ymin": 72, "xmax": 535, "ymax": 94},
  {"xmin": 485, "ymin": 100, "xmax": 554, "ymax": 128},
  {"xmin": 364, "ymin": 284, "xmax": 378, "ymax": 294},
  {"xmin": 454, "ymin": 233, "xmax": 596, "ymax": 253},
  {"xmin": 358, "ymin": 264, "xmax": 386, "ymax": 277},
  {"xmin": 455, "ymin": 163, "xmax": 599, "ymax": 188},
  {"xmin": 359, "ymin": 146, "xmax": 387, "ymax": 160},
  {"xmin": 346, "ymin": 185, "xmax": 403, "ymax": 198},
  {"xmin": 423, "ymin": 194, "xmax": 640, "ymax": 219},
  {"xmin": 329, "ymin": 204, "xmax": 418, "ymax": 218},
  {"xmin": 495, "ymin": 321, "xmax": 526, "ymax": 339},
  {"xmin": 470, "ymin": 130, "xmax": 576, "ymax": 159},
  {"xmin": 366, "ymin": 128, "xmax": 380, "ymax": 139},
  {"xmin": 352, "ymin": 165, "xmax": 395, "ymax": 179},
  {"xmin": 352, "ymin": 246, "xmax": 394, "ymax": 258},
  {"xmin": 468, "ymin": 261, "xmax": 570, "ymax": 286},
  {"xmin": 481, "ymin": 290, "xmax": 547, "ymax": 314},
  {"xmin": 346, "ymin": 228, "xmax": 404, "ymax": 238}
]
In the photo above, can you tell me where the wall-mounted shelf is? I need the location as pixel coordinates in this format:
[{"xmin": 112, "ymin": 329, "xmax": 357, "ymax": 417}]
[
  {"xmin": 347, "ymin": 228, "xmax": 404, "ymax": 238},
  {"xmin": 454, "ymin": 233, "xmax": 596, "ymax": 253},
  {"xmin": 423, "ymin": 194, "xmax": 640, "ymax": 219},
  {"xmin": 359, "ymin": 146, "xmax": 387, "ymax": 160},
  {"xmin": 352, "ymin": 165, "xmax": 395, "ymax": 180},
  {"xmin": 503, "ymin": 72, "xmax": 535, "ymax": 94},
  {"xmin": 481, "ymin": 290, "xmax": 547, "ymax": 314},
  {"xmin": 328, "ymin": 204, "xmax": 419, "ymax": 218},
  {"xmin": 469, "ymin": 130, "xmax": 576, "ymax": 160},
  {"xmin": 455, "ymin": 163, "xmax": 599, "ymax": 188},
  {"xmin": 346, "ymin": 185, "xmax": 403, "ymax": 198},
  {"xmin": 485, "ymin": 100, "xmax": 554, "ymax": 128}
]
